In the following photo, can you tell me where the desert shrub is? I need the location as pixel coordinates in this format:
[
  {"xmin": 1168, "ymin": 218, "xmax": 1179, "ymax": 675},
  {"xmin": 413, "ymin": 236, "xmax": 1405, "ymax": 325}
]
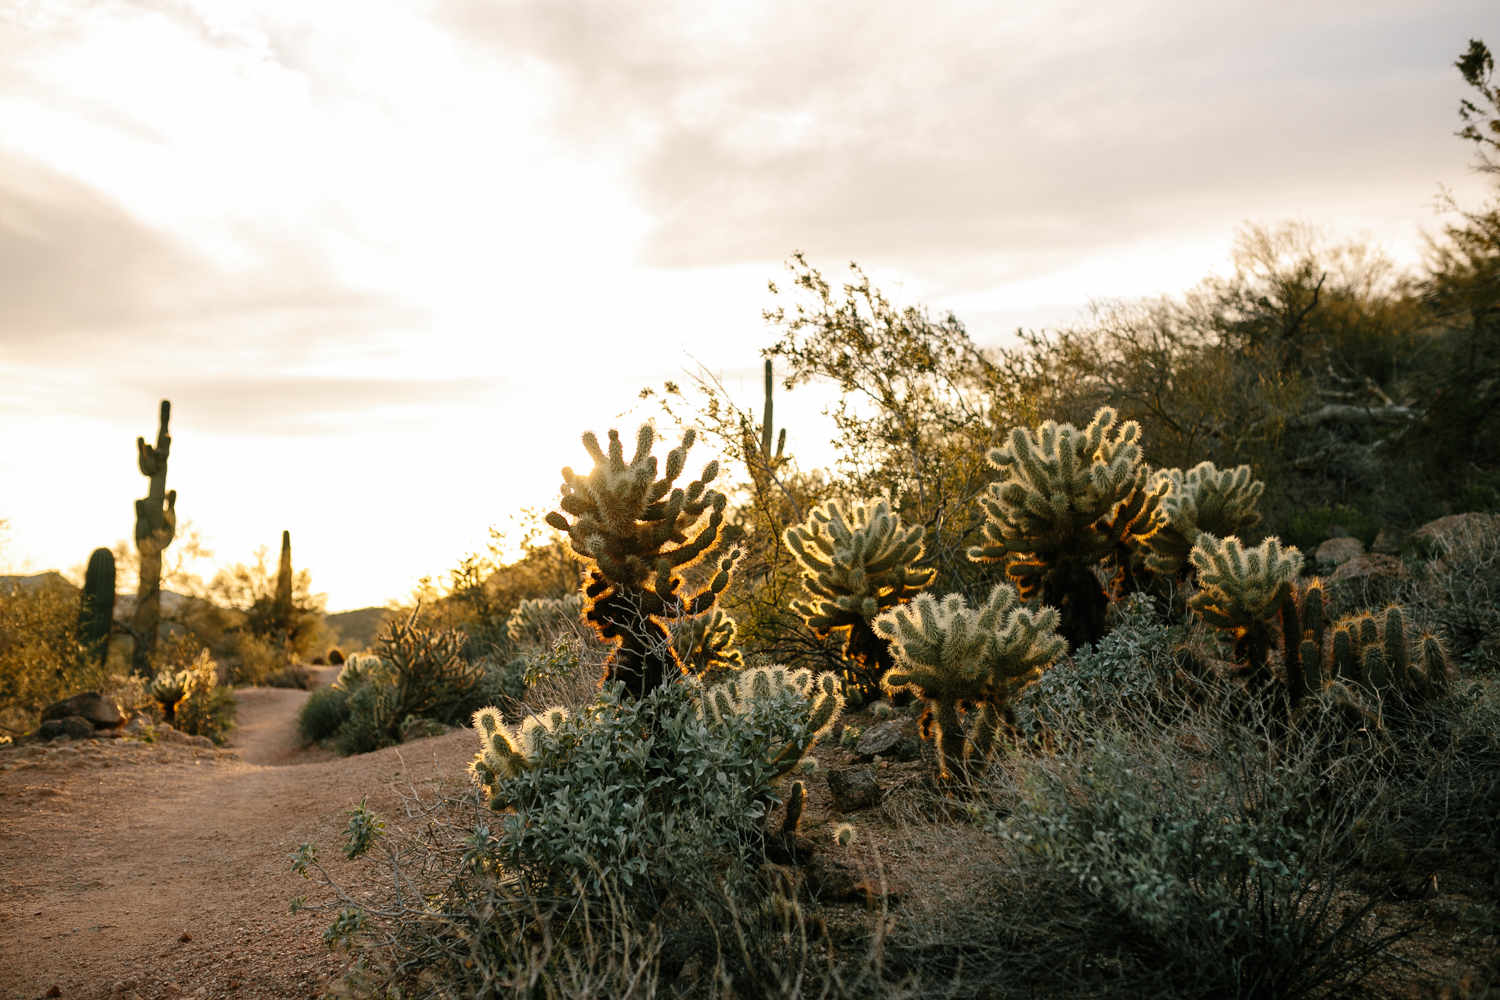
[
  {"xmin": 326, "ymin": 616, "xmax": 487, "ymax": 754},
  {"xmin": 299, "ymin": 686, "xmax": 351, "ymax": 743},
  {"xmin": 0, "ymin": 579, "xmax": 98, "ymax": 736},
  {"xmin": 1408, "ymin": 519, "xmax": 1500, "ymax": 670},
  {"xmin": 1281, "ymin": 503, "xmax": 1381, "ymax": 553},
  {"xmin": 1015, "ymin": 593, "xmax": 1194, "ymax": 738},
  {"xmin": 159, "ymin": 649, "xmax": 237, "ymax": 744},
  {"xmin": 472, "ymin": 676, "xmax": 827, "ymax": 900}
]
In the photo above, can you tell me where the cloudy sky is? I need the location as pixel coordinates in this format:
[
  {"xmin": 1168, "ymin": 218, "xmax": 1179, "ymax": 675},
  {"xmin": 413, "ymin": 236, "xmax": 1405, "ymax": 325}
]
[{"xmin": 1, "ymin": 0, "xmax": 1496, "ymax": 611}]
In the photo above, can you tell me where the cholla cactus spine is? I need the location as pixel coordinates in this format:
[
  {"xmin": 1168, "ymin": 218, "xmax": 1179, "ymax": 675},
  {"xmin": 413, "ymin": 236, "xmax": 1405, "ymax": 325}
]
[
  {"xmin": 876, "ymin": 583, "xmax": 1067, "ymax": 779},
  {"xmin": 545, "ymin": 424, "xmax": 738, "ymax": 697},
  {"xmin": 784, "ymin": 496, "xmax": 934, "ymax": 693},
  {"xmin": 1145, "ymin": 462, "xmax": 1264, "ymax": 578},
  {"xmin": 970, "ymin": 407, "xmax": 1167, "ymax": 649}
]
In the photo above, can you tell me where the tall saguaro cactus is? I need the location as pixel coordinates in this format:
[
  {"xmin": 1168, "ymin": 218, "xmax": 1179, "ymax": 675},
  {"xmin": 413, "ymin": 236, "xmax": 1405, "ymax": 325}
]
[
  {"xmin": 131, "ymin": 400, "xmax": 176, "ymax": 675},
  {"xmin": 545, "ymin": 424, "xmax": 738, "ymax": 698},
  {"xmin": 275, "ymin": 530, "xmax": 294, "ymax": 632},
  {"xmin": 77, "ymin": 547, "xmax": 116, "ymax": 667}
]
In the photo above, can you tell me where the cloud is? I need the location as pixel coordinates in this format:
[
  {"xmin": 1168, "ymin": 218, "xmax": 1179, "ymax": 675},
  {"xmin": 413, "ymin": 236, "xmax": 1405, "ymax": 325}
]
[{"xmin": 443, "ymin": 0, "xmax": 1496, "ymax": 278}]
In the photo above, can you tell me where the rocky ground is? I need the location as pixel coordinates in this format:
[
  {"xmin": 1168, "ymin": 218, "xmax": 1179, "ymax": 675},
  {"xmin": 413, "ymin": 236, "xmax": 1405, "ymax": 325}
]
[{"xmin": 0, "ymin": 671, "xmax": 476, "ymax": 1000}]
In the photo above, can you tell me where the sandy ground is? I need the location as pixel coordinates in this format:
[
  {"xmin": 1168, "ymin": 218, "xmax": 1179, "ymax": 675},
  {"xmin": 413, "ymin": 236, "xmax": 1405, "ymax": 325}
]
[{"xmin": 0, "ymin": 670, "xmax": 476, "ymax": 1000}]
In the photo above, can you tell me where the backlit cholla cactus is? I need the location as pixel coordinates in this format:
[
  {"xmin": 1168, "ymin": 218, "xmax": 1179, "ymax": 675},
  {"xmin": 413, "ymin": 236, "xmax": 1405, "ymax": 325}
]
[
  {"xmin": 784, "ymin": 497, "xmax": 934, "ymax": 694},
  {"xmin": 671, "ymin": 607, "xmax": 743, "ymax": 676},
  {"xmin": 1145, "ymin": 462, "xmax": 1264, "ymax": 579},
  {"xmin": 545, "ymin": 425, "xmax": 739, "ymax": 698},
  {"xmin": 1188, "ymin": 534, "xmax": 1303, "ymax": 690},
  {"xmin": 969, "ymin": 407, "xmax": 1167, "ymax": 650},
  {"xmin": 506, "ymin": 595, "xmax": 586, "ymax": 647},
  {"xmin": 876, "ymin": 583, "xmax": 1067, "ymax": 780},
  {"xmin": 698, "ymin": 665, "xmax": 842, "ymax": 780},
  {"xmin": 468, "ymin": 704, "xmax": 569, "ymax": 810}
]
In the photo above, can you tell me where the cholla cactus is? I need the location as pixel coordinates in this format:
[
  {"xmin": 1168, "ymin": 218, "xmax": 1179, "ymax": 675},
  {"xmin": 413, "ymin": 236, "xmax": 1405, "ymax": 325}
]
[
  {"xmin": 149, "ymin": 649, "xmax": 219, "ymax": 724},
  {"xmin": 671, "ymin": 607, "xmax": 743, "ymax": 675},
  {"xmin": 335, "ymin": 653, "xmax": 389, "ymax": 690},
  {"xmin": 969, "ymin": 407, "xmax": 1166, "ymax": 649},
  {"xmin": 876, "ymin": 583, "xmax": 1067, "ymax": 779},
  {"xmin": 1145, "ymin": 462, "xmax": 1264, "ymax": 579},
  {"xmin": 506, "ymin": 595, "xmax": 585, "ymax": 646},
  {"xmin": 1189, "ymin": 534, "xmax": 1303, "ymax": 687},
  {"xmin": 545, "ymin": 424, "xmax": 739, "ymax": 698},
  {"xmin": 468, "ymin": 704, "xmax": 569, "ymax": 810},
  {"xmin": 698, "ymin": 665, "xmax": 843, "ymax": 780},
  {"xmin": 784, "ymin": 497, "xmax": 934, "ymax": 693}
]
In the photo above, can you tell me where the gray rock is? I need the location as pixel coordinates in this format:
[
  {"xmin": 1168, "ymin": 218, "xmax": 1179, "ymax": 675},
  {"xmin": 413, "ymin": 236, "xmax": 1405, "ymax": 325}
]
[
  {"xmin": 38, "ymin": 716, "xmax": 93, "ymax": 741},
  {"xmin": 1315, "ymin": 537, "xmax": 1364, "ymax": 566},
  {"xmin": 41, "ymin": 692, "xmax": 124, "ymax": 730},
  {"xmin": 827, "ymin": 766, "xmax": 881, "ymax": 812},
  {"xmin": 1330, "ymin": 553, "xmax": 1411, "ymax": 582},
  {"xmin": 854, "ymin": 718, "xmax": 917, "ymax": 760}
]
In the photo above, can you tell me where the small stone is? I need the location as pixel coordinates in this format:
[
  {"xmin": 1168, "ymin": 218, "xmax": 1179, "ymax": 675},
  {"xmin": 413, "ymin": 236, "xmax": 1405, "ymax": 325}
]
[
  {"xmin": 827, "ymin": 766, "xmax": 881, "ymax": 812},
  {"xmin": 804, "ymin": 853, "xmax": 857, "ymax": 900},
  {"xmin": 161, "ymin": 984, "xmax": 182, "ymax": 998},
  {"xmin": 179, "ymin": 930, "xmax": 193, "ymax": 942},
  {"xmin": 1315, "ymin": 537, "xmax": 1364, "ymax": 566}
]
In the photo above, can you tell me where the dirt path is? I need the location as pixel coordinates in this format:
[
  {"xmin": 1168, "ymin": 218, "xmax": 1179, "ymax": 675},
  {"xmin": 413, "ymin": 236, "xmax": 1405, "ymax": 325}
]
[{"xmin": 0, "ymin": 678, "xmax": 476, "ymax": 1000}]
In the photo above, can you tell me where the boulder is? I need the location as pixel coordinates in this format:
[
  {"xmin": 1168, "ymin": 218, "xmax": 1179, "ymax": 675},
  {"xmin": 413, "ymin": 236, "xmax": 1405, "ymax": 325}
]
[
  {"xmin": 38, "ymin": 716, "xmax": 93, "ymax": 741},
  {"xmin": 804, "ymin": 852, "xmax": 858, "ymax": 900},
  {"xmin": 120, "ymin": 711, "xmax": 153, "ymax": 735},
  {"xmin": 1330, "ymin": 553, "xmax": 1412, "ymax": 582},
  {"xmin": 1372, "ymin": 525, "xmax": 1402, "ymax": 555},
  {"xmin": 853, "ymin": 718, "xmax": 918, "ymax": 760},
  {"xmin": 827, "ymin": 766, "xmax": 881, "ymax": 812},
  {"xmin": 1315, "ymin": 537, "xmax": 1365, "ymax": 566},
  {"xmin": 1410, "ymin": 513, "xmax": 1500, "ymax": 556},
  {"xmin": 41, "ymin": 692, "xmax": 124, "ymax": 730}
]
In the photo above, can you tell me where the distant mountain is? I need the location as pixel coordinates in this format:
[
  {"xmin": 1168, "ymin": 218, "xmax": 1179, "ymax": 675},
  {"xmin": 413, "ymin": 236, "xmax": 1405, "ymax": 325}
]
[
  {"xmin": 0, "ymin": 572, "xmax": 78, "ymax": 596},
  {"xmin": 326, "ymin": 607, "xmax": 392, "ymax": 653}
]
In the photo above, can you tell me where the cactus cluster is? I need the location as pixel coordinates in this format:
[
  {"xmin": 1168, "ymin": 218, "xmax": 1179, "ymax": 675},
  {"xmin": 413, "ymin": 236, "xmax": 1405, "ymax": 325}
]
[
  {"xmin": 784, "ymin": 497, "xmax": 934, "ymax": 692},
  {"xmin": 545, "ymin": 424, "xmax": 739, "ymax": 698},
  {"xmin": 468, "ymin": 704, "xmax": 569, "ymax": 809},
  {"xmin": 505, "ymin": 595, "xmax": 586, "ymax": 646},
  {"xmin": 876, "ymin": 583, "xmax": 1067, "ymax": 779},
  {"xmin": 671, "ymin": 607, "xmax": 743, "ymax": 675},
  {"xmin": 969, "ymin": 407, "xmax": 1166, "ymax": 649},
  {"xmin": 1188, "ymin": 534, "xmax": 1303, "ymax": 688},
  {"xmin": 697, "ymin": 664, "xmax": 843, "ymax": 780},
  {"xmin": 1145, "ymin": 462, "xmax": 1264, "ymax": 579},
  {"xmin": 1323, "ymin": 606, "xmax": 1451, "ymax": 706}
]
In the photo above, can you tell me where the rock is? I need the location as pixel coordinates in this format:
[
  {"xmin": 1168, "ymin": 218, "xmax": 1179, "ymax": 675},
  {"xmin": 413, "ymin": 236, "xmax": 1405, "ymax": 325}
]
[
  {"xmin": 38, "ymin": 716, "xmax": 93, "ymax": 741},
  {"xmin": 1330, "ymin": 553, "xmax": 1411, "ymax": 582},
  {"xmin": 827, "ymin": 766, "xmax": 881, "ymax": 812},
  {"xmin": 45, "ymin": 986, "xmax": 60, "ymax": 998},
  {"xmin": 120, "ymin": 711, "xmax": 153, "ymax": 735},
  {"xmin": 1410, "ymin": 513, "xmax": 1500, "ymax": 556},
  {"xmin": 158, "ymin": 725, "xmax": 215, "ymax": 749},
  {"xmin": 853, "ymin": 718, "xmax": 917, "ymax": 760},
  {"xmin": 1315, "ymin": 537, "xmax": 1365, "ymax": 566},
  {"xmin": 804, "ymin": 853, "xmax": 858, "ymax": 900},
  {"xmin": 401, "ymin": 717, "xmax": 448, "ymax": 743},
  {"xmin": 1372, "ymin": 525, "xmax": 1402, "ymax": 554},
  {"xmin": 41, "ymin": 692, "xmax": 124, "ymax": 730}
]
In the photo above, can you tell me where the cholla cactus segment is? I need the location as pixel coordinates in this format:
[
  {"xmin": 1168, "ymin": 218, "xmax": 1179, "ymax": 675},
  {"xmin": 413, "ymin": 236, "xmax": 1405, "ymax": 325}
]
[
  {"xmin": 969, "ymin": 407, "xmax": 1166, "ymax": 648},
  {"xmin": 784, "ymin": 496, "xmax": 934, "ymax": 692},
  {"xmin": 876, "ymin": 583, "xmax": 1066, "ymax": 778},
  {"xmin": 671, "ymin": 607, "xmax": 743, "ymax": 676},
  {"xmin": 506, "ymin": 595, "xmax": 585, "ymax": 646},
  {"xmin": 544, "ymin": 424, "xmax": 740, "ymax": 697},
  {"xmin": 1188, "ymin": 535, "xmax": 1302, "ymax": 633},
  {"xmin": 1145, "ymin": 462, "xmax": 1264, "ymax": 577}
]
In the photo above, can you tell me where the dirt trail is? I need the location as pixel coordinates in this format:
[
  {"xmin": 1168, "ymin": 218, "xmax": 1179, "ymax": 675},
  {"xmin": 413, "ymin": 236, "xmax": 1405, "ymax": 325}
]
[{"xmin": 0, "ymin": 676, "xmax": 476, "ymax": 1000}]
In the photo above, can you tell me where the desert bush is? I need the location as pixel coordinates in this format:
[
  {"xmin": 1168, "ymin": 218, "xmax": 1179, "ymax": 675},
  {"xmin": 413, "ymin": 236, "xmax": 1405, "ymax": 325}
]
[
  {"xmin": 0, "ymin": 579, "xmax": 96, "ymax": 736},
  {"xmin": 153, "ymin": 648, "xmax": 236, "ymax": 743},
  {"xmin": 299, "ymin": 686, "xmax": 351, "ymax": 743}
]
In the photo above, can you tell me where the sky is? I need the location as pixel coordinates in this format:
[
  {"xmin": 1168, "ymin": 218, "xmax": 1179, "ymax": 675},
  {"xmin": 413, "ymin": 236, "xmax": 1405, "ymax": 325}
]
[{"xmin": 1, "ymin": 0, "xmax": 1497, "ymax": 611}]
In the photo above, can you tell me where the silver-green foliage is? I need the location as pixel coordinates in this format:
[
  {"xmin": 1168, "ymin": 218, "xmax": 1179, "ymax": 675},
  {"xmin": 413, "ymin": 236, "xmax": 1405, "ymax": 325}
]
[
  {"xmin": 1145, "ymin": 462, "xmax": 1264, "ymax": 578},
  {"xmin": 464, "ymin": 679, "xmax": 826, "ymax": 895},
  {"xmin": 696, "ymin": 664, "xmax": 842, "ymax": 780}
]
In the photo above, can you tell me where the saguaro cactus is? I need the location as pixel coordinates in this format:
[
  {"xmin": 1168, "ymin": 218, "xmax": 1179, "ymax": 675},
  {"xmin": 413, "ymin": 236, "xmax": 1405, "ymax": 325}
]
[
  {"xmin": 131, "ymin": 400, "xmax": 176, "ymax": 675},
  {"xmin": 1145, "ymin": 462, "xmax": 1264, "ymax": 579},
  {"xmin": 784, "ymin": 497, "xmax": 934, "ymax": 694},
  {"xmin": 969, "ymin": 407, "xmax": 1166, "ymax": 650},
  {"xmin": 545, "ymin": 424, "xmax": 738, "ymax": 698},
  {"xmin": 275, "ymin": 530, "xmax": 293, "ymax": 632},
  {"xmin": 876, "ymin": 583, "xmax": 1067, "ymax": 779},
  {"xmin": 744, "ymin": 359, "xmax": 790, "ymax": 496},
  {"xmin": 77, "ymin": 547, "xmax": 116, "ymax": 667}
]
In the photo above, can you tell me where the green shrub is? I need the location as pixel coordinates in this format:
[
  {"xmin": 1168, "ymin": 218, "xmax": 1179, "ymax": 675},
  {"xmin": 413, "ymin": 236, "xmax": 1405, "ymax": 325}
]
[
  {"xmin": 299, "ymin": 686, "xmax": 351, "ymax": 743},
  {"xmin": 1281, "ymin": 503, "xmax": 1380, "ymax": 552}
]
